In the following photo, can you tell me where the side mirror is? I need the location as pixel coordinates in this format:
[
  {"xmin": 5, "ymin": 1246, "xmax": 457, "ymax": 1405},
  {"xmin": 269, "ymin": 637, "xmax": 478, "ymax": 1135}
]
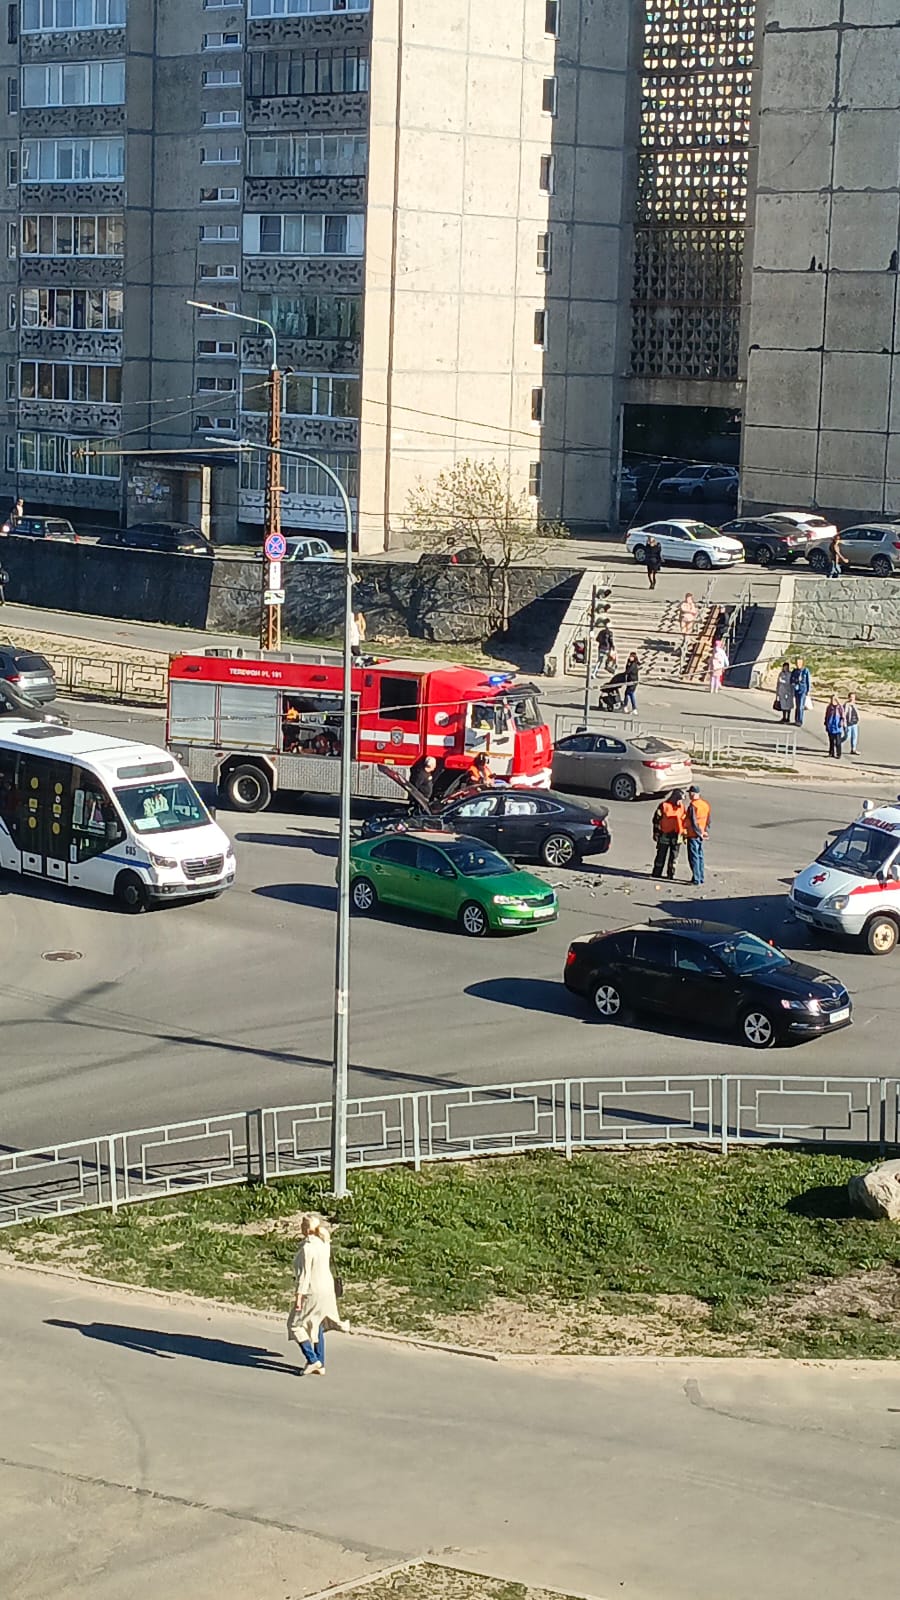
[
  {"xmin": 890, "ymin": 864, "xmax": 900, "ymax": 883},
  {"xmin": 439, "ymin": 865, "xmax": 456, "ymax": 880}
]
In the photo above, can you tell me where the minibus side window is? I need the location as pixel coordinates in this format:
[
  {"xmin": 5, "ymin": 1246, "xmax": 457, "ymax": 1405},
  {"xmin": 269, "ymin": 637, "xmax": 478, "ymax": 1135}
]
[
  {"xmin": 72, "ymin": 768, "xmax": 124, "ymax": 862},
  {"xmin": 0, "ymin": 750, "xmax": 20, "ymax": 845}
]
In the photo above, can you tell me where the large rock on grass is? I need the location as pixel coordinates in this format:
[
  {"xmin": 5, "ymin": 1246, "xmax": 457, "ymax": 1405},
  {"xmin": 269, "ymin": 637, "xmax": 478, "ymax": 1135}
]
[{"xmin": 849, "ymin": 1160, "xmax": 900, "ymax": 1221}]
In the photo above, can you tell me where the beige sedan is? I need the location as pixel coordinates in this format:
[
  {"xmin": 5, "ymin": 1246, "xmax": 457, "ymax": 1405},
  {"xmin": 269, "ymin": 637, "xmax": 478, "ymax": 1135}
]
[{"xmin": 551, "ymin": 732, "xmax": 693, "ymax": 802}]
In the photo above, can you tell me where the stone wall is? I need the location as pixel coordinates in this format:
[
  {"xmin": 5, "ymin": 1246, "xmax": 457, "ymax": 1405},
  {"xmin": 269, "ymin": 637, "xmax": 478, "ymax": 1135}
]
[
  {"xmin": 791, "ymin": 578, "xmax": 900, "ymax": 648},
  {"xmin": 1, "ymin": 537, "xmax": 211, "ymax": 630}
]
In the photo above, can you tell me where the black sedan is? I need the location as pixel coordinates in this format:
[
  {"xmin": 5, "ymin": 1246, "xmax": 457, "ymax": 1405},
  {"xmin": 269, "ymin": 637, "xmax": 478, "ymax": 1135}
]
[
  {"xmin": 719, "ymin": 515, "xmax": 834, "ymax": 570},
  {"xmin": 564, "ymin": 920, "xmax": 852, "ymax": 1049},
  {"xmin": 361, "ymin": 785, "xmax": 610, "ymax": 870}
]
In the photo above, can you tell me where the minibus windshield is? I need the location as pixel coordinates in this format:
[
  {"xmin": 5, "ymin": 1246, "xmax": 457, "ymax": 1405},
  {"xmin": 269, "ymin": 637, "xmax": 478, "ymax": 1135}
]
[{"xmin": 114, "ymin": 778, "xmax": 209, "ymax": 834}]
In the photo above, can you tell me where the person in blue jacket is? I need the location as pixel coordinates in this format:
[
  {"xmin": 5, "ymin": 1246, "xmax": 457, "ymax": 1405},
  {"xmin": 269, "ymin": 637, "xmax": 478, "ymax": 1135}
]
[
  {"xmin": 824, "ymin": 695, "xmax": 846, "ymax": 759},
  {"xmin": 790, "ymin": 658, "xmax": 811, "ymax": 726}
]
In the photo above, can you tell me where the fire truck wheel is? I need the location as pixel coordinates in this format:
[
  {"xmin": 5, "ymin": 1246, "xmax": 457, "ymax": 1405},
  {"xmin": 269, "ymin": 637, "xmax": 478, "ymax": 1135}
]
[
  {"xmin": 460, "ymin": 901, "xmax": 489, "ymax": 938},
  {"xmin": 351, "ymin": 877, "xmax": 378, "ymax": 914},
  {"xmin": 540, "ymin": 832, "xmax": 577, "ymax": 868},
  {"xmin": 222, "ymin": 764, "xmax": 272, "ymax": 812}
]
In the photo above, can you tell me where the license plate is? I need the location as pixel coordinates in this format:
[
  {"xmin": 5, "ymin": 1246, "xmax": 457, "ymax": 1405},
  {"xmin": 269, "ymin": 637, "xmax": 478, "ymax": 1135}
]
[
  {"xmin": 794, "ymin": 909, "xmax": 813, "ymax": 923},
  {"xmin": 530, "ymin": 907, "xmax": 556, "ymax": 919},
  {"xmin": 829, "ymin": 1007, "xmax": 850, "ymax": 1024}
]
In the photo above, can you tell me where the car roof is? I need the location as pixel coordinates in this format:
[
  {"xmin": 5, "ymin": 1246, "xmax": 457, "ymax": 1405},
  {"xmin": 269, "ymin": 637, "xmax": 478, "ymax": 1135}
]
[
  {"xmin": 600, "ymin": 919, "xmax": 748, "ymax": 941},
  {"xmin": 632, "ymin": 519, "xmax": 722, "ymax": 534},
  {"xmin": 842, "ymin": 523, "xmax": 899, "ymax": 535}
]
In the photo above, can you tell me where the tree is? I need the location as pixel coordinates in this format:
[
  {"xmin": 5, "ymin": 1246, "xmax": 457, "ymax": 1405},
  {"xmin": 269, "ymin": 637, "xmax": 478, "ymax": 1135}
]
[{"xmin": 403, "ymin": 458, "xmax": 567, "ymax": 633}]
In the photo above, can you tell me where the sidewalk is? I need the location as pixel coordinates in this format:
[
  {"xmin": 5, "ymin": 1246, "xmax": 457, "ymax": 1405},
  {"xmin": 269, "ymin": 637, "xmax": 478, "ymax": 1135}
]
[{"xmin": 2, "ymin": 1266, "xmax": 898, "ymax": 1600}]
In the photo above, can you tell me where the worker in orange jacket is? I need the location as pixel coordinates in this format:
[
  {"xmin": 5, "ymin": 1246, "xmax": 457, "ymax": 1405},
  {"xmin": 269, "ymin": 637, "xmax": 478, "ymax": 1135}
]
[
  {"xmin": 685, "ymin": 784, "xmax": 711, "ymax": 887},
  {"xmin": 651, "ymin": 789, "xmax": 687, "ymax": 880}
]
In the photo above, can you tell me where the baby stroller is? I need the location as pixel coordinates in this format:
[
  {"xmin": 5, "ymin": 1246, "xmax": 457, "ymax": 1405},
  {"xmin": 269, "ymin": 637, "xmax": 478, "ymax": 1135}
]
[{"xmin": 597, "ymin": 672, "xmax": 627, "ymax": 713}]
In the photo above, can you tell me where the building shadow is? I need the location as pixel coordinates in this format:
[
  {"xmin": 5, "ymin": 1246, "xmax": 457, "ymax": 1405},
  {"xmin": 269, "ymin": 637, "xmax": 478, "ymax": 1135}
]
[{"xmin": 45, "ymin": 1320, "xmax": 293, "ymax": 1372}]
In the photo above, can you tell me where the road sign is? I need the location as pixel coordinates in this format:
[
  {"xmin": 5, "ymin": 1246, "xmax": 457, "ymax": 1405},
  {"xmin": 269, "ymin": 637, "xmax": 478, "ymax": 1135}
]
[
  {"xmin": 267, "ymin": 560, "xmax": 282, "ymax": 588},
  {"xmin": 264, "ymin": 532, "xmax": 286, "ymax": 561},
  {"xmin": 264, "ymin": 588, "xmax": 285, "ymax": 606}
]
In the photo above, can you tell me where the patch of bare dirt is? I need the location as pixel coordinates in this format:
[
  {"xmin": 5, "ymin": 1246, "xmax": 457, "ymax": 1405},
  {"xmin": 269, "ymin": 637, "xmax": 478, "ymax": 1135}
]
[{"xmin": 768, "ymin": 1267, "xmax": 900, "ymax": 1330}]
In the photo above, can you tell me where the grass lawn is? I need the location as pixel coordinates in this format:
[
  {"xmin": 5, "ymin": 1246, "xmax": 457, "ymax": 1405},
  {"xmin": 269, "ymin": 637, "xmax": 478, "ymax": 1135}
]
[
  {"xmin": 4, "ymin": 1148, "xmax": 900, "ymax": 1359},
  {"xmin": 337, "ymin": 1565, "xmax": 581, "ymax": 1600},
  {"xmin": 777, "ymin": 645, "xmax": 900, "ymax": 706}
]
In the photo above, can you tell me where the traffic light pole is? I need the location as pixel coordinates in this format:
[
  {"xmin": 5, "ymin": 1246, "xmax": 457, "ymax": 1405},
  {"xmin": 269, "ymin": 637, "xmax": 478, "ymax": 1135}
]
[{"xmin": 582, "ymin": 583, "xmax": 597, "ymax": 725}]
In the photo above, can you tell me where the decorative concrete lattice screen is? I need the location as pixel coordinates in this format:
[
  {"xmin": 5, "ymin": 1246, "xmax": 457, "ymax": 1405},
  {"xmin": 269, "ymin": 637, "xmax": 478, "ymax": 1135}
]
[{"xmin": 630, "ymin": 0, "xmax": 756, "ymax": 381}]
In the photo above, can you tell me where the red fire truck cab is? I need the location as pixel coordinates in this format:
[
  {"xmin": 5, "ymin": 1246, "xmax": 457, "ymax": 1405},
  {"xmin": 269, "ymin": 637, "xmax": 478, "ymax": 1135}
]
[{"xmin": 167, "ymin": 649, "xmax": 552, "ymax": 812}]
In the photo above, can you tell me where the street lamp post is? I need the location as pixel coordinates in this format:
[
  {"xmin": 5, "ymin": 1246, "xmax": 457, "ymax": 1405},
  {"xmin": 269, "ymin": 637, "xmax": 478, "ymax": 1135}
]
[
  {"xmin": 210, "ymin": 436, "xmax": 354, "ymax": 1200},
  {"xmin": 188, "ymin": 301, "xmax": 282, "ymax": 650}
]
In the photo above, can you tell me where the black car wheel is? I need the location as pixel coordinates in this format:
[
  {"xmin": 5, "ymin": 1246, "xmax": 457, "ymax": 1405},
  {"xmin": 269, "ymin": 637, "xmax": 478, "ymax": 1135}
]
[
  {"xmin": 540, "ymin": 832, "xmax": 577, "ymax": 868},
  {"xmin": 460, "ymin": 901, "xmax": 489, "ymax": 938},
  {"xmin": 692, "ymin": 550, "xmax": 712, "ymax": 570},
  {"xmin": 808, "ymin": 549, "xmax": 829, "ymax": 574},
  {"xmin": 631, "ymin": 544, "xmax": 648, "ymax": 564},
  {"xmin": 114, "ymin": 871, "xmax": 147, "ymax": 914},
  {"xmin": 351, "ymin": 877, "xmax": 378, "ymax": 914},
  {"xmin": 590, "ymin": 979, "xmax": 626, "ymax": 1021},
  {"xmin": 871, "ymin": 555, "xmax": 893, "ymax": 578},
  {"xmin": 610, "ymin": 772, "xmax": 637, "ymax": 802},
  {"xmin": 740, "ymin": 1007, "xmax": 776, "ymax": 1049},
  {"xmin": 755, "ymin": 544, "xmax": 775, "ymax": 567}
]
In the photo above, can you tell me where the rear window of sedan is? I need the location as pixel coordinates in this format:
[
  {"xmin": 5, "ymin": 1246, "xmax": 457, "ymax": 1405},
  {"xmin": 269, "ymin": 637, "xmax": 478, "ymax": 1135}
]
[{"xmin": 13, "ymin": 652, "xmax": 51, "ymax": 672}]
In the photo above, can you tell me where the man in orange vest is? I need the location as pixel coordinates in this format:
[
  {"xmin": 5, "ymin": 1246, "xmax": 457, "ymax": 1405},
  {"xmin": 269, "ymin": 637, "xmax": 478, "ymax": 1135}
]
[
  {"xmin": 651, "ymin": 788, "xmax": 687, "ymax": 880},
  {"xmin": 685, "ymin": 784, "xmax": 711, "ymax": 887}
]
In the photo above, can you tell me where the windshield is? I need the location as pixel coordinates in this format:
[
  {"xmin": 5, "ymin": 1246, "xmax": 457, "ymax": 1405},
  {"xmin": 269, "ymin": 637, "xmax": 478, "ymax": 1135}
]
[
  {"xmin": 114, "ymin": 778, "xmax": 210, "ymax": 834},
  {"xmin": 442, "ymin": 841, "xmax": 514, "ymax": 878},
  {"xmin": 510, "ymin": 695, "xmax": 542, "ymax": 730},
  {"xmin": 684, "ymin": 523, "xmax": 720, "ymax": 540},
  {"xmin": 470, "ymin": 700, "xmax": 509, "ymax": 737},
  {"xmin": 820, "ymin": 822, "xmax": 898, "ymax": 878},
  {"xmin": 711, "ymin": 932, "xmax": 789, "ymax": 975}
]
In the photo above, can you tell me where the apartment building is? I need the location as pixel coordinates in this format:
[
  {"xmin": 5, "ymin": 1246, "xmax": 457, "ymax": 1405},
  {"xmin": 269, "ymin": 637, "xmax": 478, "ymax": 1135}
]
[{"xmin": 0, "ymin": 0, "xmax": 637, "ymax": 550}]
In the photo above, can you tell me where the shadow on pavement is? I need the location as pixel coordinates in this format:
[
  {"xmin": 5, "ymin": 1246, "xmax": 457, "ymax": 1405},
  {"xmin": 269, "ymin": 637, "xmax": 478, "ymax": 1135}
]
[
  {"xmin": 465, "ymin": 976, "xmax": 582, "ymax": 1017},
  {"xmin": 655, "ymin": 891, "xmax": 797, "ymax": 940},
  {"xmin": 237, "ymin": 830, "xmax": 338, "ymax": 858},
  {"xmin": 254, "ymin": 882, "xmax": 338, "ymax": 911},
  {"xmin": 45, "ymin": 1320, "xmax": 292, "ymax": 1372}
]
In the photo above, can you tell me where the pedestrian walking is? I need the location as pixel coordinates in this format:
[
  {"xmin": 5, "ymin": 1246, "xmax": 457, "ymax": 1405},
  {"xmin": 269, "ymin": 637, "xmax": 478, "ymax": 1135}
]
[
  {"xmin": 824, "ymin": 694, "xmax": 845, "ymax": 759},
  {"xmin": 0, "ymin": 559, "xmax": 7, "ymax": 603},
  {"xmin": 678, "ymin": 593, "xmax": 698, "ymax": 663},
  {"xmin": 790, "ymin": 657, "xmax": 811, "ymax": 726},
  {"xmin": 287, "ymin": 1212, "xmax": 349, "ymax": 1376},
  {"xmin": 774, "ymin": 660, "xmax": 793, "ymax": 722},
  {"xmin": 685, "ymin": 784, "xmax": 711, "ymax": 886},
  {"xmin": 828, "ymin": 531, "xmax": 848, "ymax": 579},
  {"xmin": 623, "ymin": 651, "xmax": 639, "ymax": 714},
  {"xmin": 651, "ymin": 788, "xmax": 687, "ymax": 880},
  {"xmin": 843, "ymin": 691, "xmax": 860, "ymax": 755},
  {"xmin": 2, "ymin": 497, "xmax": 23, "ymax": 534},
  {"xmin": 709, "ymin": 638, "xmax": 728, "ymax": 693},
  {"xmin": 645, "ymin": 535, "xmax": 662, "ymax": 591},
  {"xmin": 349, "ymin": 609, "xmax": 366, "ymax": 658}
]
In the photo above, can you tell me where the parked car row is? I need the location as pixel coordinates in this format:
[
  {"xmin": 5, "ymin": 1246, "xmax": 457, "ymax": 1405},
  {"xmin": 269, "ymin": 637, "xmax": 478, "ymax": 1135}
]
[
  {"xmin": 1, "ymin": 519, "xmax": 339, "ymax": 561},
  {"xmin": 626, "ymin": 510, "xmax": 900, "ymax": 575}
]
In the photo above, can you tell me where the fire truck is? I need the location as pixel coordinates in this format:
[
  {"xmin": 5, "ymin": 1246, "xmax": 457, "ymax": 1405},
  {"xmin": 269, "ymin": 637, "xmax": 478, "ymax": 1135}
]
[{"xmin": 166, "ymin": 649, "xmax": 553, "ymax": 811}]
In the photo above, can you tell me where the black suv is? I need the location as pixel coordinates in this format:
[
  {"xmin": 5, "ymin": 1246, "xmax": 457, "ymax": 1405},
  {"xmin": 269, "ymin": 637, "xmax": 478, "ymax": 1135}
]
[
  {"xmin": 2, "ymin": 515, "xmax": 77, "ymax": 541},
  {"xmin": 99, "ymin": 522, "xmax": 212, "ymax": 555},
  {"xmin": 719, "ymin": 515, "xmax": 834, "ymax": 569}
]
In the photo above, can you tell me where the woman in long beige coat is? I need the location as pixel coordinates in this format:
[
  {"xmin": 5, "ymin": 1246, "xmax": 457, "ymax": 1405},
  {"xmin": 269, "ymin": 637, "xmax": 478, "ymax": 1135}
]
[{"xmin": 287, "ymin": 1213, "xmax": 349, "ymax": 1375}]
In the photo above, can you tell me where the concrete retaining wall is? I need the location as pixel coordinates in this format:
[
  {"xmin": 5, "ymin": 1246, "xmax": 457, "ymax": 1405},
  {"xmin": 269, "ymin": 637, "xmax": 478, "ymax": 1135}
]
[
  {"xmin": 791, "ymin": 578, "xmax": 900, "ymax": 648},
  {"xmin": 1, "ymin": 536, "xmax": 211, "ymax": 629}
]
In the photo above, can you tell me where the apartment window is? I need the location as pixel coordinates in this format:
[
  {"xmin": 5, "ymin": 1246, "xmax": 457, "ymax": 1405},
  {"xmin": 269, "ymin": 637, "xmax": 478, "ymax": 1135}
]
[
  {"xmin": 7, "ymin": 150, "xmax": 18, "ymax": 186},
  {"xmin": 241, "ymin": 370, "xmax": 359, "ymax": 418},
  {"xmin": 18, "ymin": 430, "xmax": 120, "ymax": 477},
  {"xmin": 22, "ymin": 0, "xmax": 125, "ymax": 28},
  {"xmin": 240, "ymin": 447, "xmax": 358, "ymax": 499},
  {"xmin": 22, "ymin": 60, "xmax": 126, "ymax": 108},
  {"xmin": 7, "ymin": 221, "xmax": 16, "ymax": 257},
  {"xmin": 8, "ymin": 4, "xmax": 17, "ymax": 43},
  {"xmin": 244, "ymin": 212, "xmax": 364, "ymax": 257},
  {"xmin": 19, "ymin": 360, "xmax": 122, "ymax": 403},
  {"xmin": 205, "ymin": 0, "xmax": 238, "ymax": 6},
  {"xmin": 200, "ymin": 186, "xmax": 239, "ymax": 203},
  {"xmin": 198, "ymin": 262, "xmax": 238, "ymax": 278},
  {"xmin": 542, "ymin": 77, "xmax": 557, "ymax": 115},
  {"xmin": 21, "ymin": 138, "xmax": 124, "ymax": 182},
  {"xmin": 203, "ymin": 31, "xmax": 241, "ymax": 47},
  {"xmin": 22, "ymin": 286, "xmax": 123, "ymax": 329},
  {"xmin": 248, "ymin": 0, "xmax": 370, "ymax": 15},
  {"xmin": 202, "ymin": 69, "xmax": 241, "ymax": 87},
  {"xmin": 248, "ymin": 132, "xmax": 367, "ymax": 178},
  {"xmin": 529, "ymin": 462, "xmax": 542, "ymax": 498},
  {"xmin": 536, "ymin": 232, "xmax": 551, "ymax": 272},
  {"xmin": 7, "ymin": 292, "xmax": 16, "ymax": 329},
  {"xmin": 7, "ymin": 364, "xmax": 15, "ymax": 402},
  {"xmin": 197, "ymin": 375, "xmax": 236, "ymax": 392},
  {"xmin": 254, "ymin": 291, "xmax": 360, "ymax": 339},
  {"xmin": 195, "ymin": 300, "xmax": 237, "ymax": 316},
  {"xmin": 531, "ymin": 387, "xmax": 544, "ymax": 424},
  {"xmin": 203, "ymin": 108, "xmax": 241, "ymax": 126},
  {"xmin": 533, "ymin": 310, "xmax": 546, "ymax": 348},
  {"xmin": 21, "ymin": 213, "xmax": 124, "ymax": 257},
  {"xmin": 196, "ymin": 414, "xmax": 236, "ymax": 432},
  {"xmin": 201, "ymin": 145, "xmax": 241, "ymax": 165},
  {"xmin": 247, "ymin": 48, "xmax": 369, "ymax": 99},
  {"xmin": 539, "ymin": 154, "xmax": 554, "ymax": 193},
  {"xmin": 199, "ymin": 224, "xmax": 239, "ymax": 242},
  {"xmin": 545, "ymin": 0, "xmax": 559, "ymax": 36},
  {"xmin": 197, "ymin": 339, "xmax": 237, "ymax": 356},
  {"xmin": 7, "ymin": 75, "xmax": 17, "ymax": 114}
]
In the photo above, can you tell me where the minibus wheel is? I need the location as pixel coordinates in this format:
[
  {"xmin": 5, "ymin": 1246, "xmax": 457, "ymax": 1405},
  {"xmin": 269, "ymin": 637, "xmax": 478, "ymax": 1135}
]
[{"xmin": 115, "ymin": 871, "xmax": 148, "ymax": 913}]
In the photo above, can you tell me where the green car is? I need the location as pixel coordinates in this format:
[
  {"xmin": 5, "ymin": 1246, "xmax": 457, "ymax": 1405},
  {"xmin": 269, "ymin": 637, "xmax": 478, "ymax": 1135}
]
[{"xmin": 349, "ymin": 830, "xmax": 559, "ymax": 936}]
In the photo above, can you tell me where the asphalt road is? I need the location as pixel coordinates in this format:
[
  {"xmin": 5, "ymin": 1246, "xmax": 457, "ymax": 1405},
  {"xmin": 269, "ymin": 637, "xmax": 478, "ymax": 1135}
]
[
  {"xmin": 3, "ymin": 1269, "xmax": 898, "ymax": 1600},
  {"xmin": 1, "ymin": 696, "xmax": 894, "ymax": 1152}
]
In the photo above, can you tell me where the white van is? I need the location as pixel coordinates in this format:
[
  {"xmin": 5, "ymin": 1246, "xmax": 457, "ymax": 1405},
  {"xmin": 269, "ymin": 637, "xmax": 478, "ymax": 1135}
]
[
  {"xmin": 789, "ymin": 800, "xmax": 900, "ymax": 955},
  {"xmin": 0, "ymin": 723, "xmax": 235, "ymax": 910}
]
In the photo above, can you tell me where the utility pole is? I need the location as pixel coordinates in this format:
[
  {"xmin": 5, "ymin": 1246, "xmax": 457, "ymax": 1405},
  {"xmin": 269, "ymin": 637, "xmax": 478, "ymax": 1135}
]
[
  {"xmin": 582, "ymin": 583, "xmax": 597, "ymax": 725},
  {"xmin": 262, "ymin": 361, "xmax": 282, "ymax": 651}
]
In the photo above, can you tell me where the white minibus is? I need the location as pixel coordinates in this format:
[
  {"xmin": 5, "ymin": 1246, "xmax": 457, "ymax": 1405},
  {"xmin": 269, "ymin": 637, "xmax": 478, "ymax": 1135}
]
[{"xmin": 0, "ymin": 722, "xmax": 235, "ymax": 910}]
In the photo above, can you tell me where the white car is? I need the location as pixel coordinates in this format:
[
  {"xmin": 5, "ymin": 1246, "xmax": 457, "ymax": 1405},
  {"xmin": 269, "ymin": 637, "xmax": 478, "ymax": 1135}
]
[
  {"xmin": 658, "ymin": 464, "xmax": 739, "ymax": 504},
  {"xmin": 625, "ymin": 519, "xmax": 745, "ymax": 571},
  {"xmin": 284, "ymin": 536, "xmax": 336, "ymax": 563}
]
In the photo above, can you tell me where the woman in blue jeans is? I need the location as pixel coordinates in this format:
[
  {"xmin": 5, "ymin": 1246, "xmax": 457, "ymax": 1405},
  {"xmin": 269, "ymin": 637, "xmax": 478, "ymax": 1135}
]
[
  {"xmin": 623, "ymin": 653, "xmax": 639, "ymax": 714},
  {"xmin": 287, "ymin": 1213, "xmax": 349, "ymax": 1376}
]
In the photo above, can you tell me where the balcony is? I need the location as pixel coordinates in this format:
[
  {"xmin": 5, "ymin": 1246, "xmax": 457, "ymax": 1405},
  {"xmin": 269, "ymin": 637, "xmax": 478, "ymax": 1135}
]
[
  {"xmin": 16, "ymin": 400, "xmax": 121, "ymax": 434},
  {"xmin": 245, "ymin": 92, "xmax": 369, "ymax": 131},
  {"xmin": 241, "ymin": 332, "xmax": 360, "ymax": 372},
  {"xmin": 244, "ymin": 173, "xmax": 366, "ymax": 210}
]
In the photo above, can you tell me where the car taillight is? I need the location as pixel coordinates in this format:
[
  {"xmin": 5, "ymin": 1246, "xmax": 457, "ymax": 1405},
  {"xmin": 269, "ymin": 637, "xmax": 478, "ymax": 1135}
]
[
  {"xmin": 893, "ymin": 542, "xmax": 900, "ymax": 551},
  {"xmin": 642, "ymin": 760, "xmax": 672, "ymax": 769},
  {"xmin": 7, "ymin": 672, "xmax": 19, "ymax": 683},
  {"xmin": 565, "ymin": 949, "xmax": 577, "ymax": 967},
  {"xmin": 590, "ymin": 819, "xmax": 606, "ymax": 829}
]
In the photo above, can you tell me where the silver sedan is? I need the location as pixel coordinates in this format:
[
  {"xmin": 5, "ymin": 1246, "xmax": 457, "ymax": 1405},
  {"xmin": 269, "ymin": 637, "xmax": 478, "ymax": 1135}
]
[{"xmin": 551, "ymin": 732, "xmax": 693, "ymax": 802}]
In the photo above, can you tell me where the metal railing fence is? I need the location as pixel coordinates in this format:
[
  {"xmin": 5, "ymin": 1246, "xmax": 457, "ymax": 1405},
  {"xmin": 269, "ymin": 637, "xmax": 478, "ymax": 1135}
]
[
  {"xmin": 45, "ymin": 650, "xmax": 167, "ymax": 706},
  {"xmin": 553, "ymin": 711, "xmax": 799, "ymax": 770},
  {"xmin": 1, "ymin": 1072, "xmax": 894, "ymax": 1229}
]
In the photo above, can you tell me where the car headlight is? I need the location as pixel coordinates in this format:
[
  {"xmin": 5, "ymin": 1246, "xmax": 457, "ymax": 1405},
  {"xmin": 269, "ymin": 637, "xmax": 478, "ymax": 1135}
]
[
  {"xmin": 821, "ymin": 894, "xmax": 849, "ymax": 912},
  {"xmin": 148, "ymin": 851, "xmax": 178, "ymax": 869},
  {"xmin": 780, "ymin": 997, "xmax": 822, "ymax": 1014},
  {"xmin": 493, "ymin": 895, "xmax": 527, "ymax": 906},
  {"xmin": 226, "ymin": 843, "xmax": 235, "ymax": 860}
]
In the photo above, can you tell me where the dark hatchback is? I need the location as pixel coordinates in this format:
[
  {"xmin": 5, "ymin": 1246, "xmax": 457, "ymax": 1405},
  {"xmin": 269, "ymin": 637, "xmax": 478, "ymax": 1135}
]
[
  {"xmin": 98, "ymin": 522, "xmax": 212, "ymax": 555},
  {"xmin": 361, "ymin": 784, "xmax": 611, "ymax": 870},
  {"xmin": 564, "ymin": 920, "xmax": 852, "ymax": 1049},
  {"xmin": 2, "ymin": 515, "xmax": 77, "ymax": 541}
]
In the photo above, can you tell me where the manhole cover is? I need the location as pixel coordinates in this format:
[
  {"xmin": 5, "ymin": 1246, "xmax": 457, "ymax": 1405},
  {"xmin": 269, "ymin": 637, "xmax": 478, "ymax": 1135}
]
[{"xmin": 42, "ymin": 950, "xmax": 83, "ymax": 962}]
